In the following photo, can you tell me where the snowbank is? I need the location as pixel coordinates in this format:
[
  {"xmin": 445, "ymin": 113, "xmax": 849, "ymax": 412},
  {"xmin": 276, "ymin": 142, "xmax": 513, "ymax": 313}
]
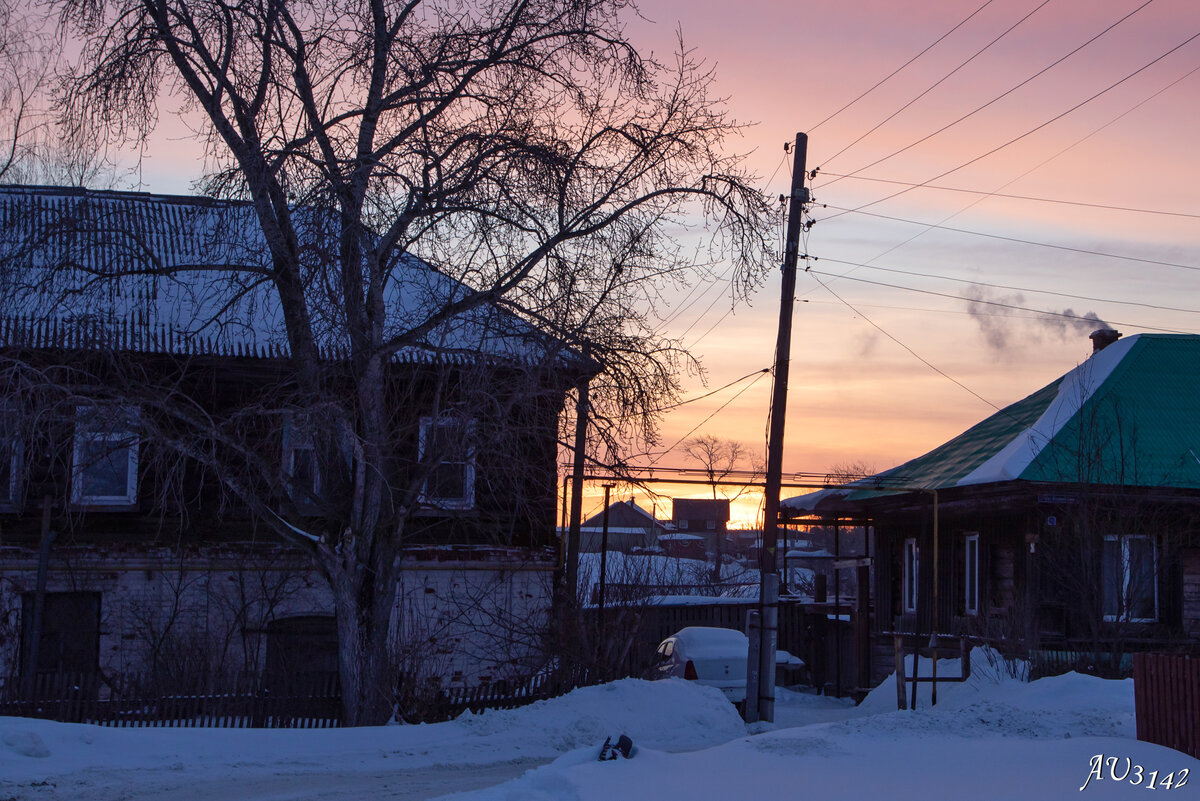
[
  {"xmin": 3, "ymin": 667, "xmax": 1192, "ymax": 801},
  {"xmin": 0, "ymin": 678, "xmax": 742, "ymax": 800},
  {"xmin": 454, "ymin": 661, "xmax": 1188, "ymax": 801}
]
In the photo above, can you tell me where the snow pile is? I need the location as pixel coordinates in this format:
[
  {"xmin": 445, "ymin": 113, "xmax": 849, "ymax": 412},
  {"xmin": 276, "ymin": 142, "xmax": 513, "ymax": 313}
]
[{"xmin": 450, "ymin": 678, "xmax": 744, "ymax": 754}]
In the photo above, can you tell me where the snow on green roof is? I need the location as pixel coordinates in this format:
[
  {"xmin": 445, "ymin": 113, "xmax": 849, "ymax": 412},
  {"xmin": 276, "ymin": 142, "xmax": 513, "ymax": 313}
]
[{"xmin": 784, "ymin": 334, "xmax": 1200, "ymax": 511}]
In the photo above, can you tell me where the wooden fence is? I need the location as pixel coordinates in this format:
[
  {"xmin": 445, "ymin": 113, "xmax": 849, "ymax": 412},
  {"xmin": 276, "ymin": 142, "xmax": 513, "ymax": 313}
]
[
  {"xmin": 1, "ymin": 668, "xmax": 598, "ymax": 728},
  {"xmin": 0, "ymin": 672, "xmax": 341, "ymax": 728},
  {"xmin": 1134, "ymin": 653, "xmax": 1200, "ymax": 759},
  {"xmin": 428, "ymin": 666, "xmax": 598, "ymax": 722}
]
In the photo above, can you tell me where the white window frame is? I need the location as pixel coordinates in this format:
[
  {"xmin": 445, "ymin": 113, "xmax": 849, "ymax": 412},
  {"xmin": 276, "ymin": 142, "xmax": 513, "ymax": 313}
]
[
  {"xmin": 1102, "ymin": 534, "xmax": 1158, "ymax": 623},
  {"xmin": 418, "ymin": 416, "xmax": 475, "ymax": 510},
  {"xmin": 71, "ymin": 405, "xmax": 139, "ymax": 507},
  {"xmin": 903, "ymin": 537, "xmax": 919, "ymax": 614},
  {"xmin": 964, "ymin": 532, "xmax": 980, "ymax": 616}
]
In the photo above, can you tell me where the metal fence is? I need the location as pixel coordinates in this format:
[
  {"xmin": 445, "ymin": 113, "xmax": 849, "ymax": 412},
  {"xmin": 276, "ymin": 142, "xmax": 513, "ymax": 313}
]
[{"xmin": 1134, "ymin": 652, "xmax": 1200, "ymax": 759}]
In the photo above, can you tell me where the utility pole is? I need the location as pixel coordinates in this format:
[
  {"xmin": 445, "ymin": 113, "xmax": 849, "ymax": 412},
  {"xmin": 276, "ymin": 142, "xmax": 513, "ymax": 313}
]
[
  {"xmin": 564, "ymin": 346, "xmax": 591, "ymax": 607},
  {"xmin": 597, "ymin": 483, "xmax": 615, "ymax": 646},
  {"xmin": 754, "ymin": 132, "xmax": 809, "ymax": 723}
]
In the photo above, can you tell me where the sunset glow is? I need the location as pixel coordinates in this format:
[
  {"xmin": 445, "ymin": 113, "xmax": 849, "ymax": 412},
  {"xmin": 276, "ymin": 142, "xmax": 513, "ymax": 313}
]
[{"xmin": 117, "ymin": 1, "xmax": 1200, "ymax": 530}]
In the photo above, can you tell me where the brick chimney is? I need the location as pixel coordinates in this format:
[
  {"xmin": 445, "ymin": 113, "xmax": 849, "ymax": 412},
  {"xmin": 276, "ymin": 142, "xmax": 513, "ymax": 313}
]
[{"xmin": 1089, "ymin": 328, "xmax": 1121, "ymax": 353}]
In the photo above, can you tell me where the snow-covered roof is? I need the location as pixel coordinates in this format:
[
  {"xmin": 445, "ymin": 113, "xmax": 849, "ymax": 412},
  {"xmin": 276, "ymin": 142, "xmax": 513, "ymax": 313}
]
[
  {"xmin": 0, "ymin": 185, "xmax": 581, "ymax": 368},
  {"xmin": 783, "ymin": 334, "xmax": 1200, "ymax": 511},
  {"xmin": 580, "ymin": 499, "xmax": 666, "ymax": 530}
]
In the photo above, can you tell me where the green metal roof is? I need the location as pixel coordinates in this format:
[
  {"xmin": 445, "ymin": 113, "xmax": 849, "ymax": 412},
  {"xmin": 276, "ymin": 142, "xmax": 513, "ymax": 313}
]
[{"xmin": 784, "ymin": 334, "xmax": 1200, "ymax": 511}]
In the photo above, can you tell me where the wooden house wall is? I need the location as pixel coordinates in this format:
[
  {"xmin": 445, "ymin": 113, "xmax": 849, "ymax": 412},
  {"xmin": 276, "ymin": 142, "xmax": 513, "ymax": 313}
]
[
  {"xmin": 0, "ymin": 349, "xmax": 568, "ymax": 552},
  {"xmin": 872, "ymin": 505, "xmax": 1032, "ymax": 636},
  {"xmin": 866, "ymin": 489, "xmax": 1200, "ymax": 686}
]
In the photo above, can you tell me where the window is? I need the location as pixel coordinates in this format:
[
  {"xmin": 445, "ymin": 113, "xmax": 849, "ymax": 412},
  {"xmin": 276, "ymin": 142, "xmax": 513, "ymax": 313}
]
[
  {"xmin": 283, "ymin": 414, "xmax": 321, "ymax": 505},
  {"xmin": 264, "ymin": 615, "xmax": 338, "ymax": 695},
  {"xmin": 21, "ymin": 591, "xmax": 101, "ymax": 675},
  {"xmin": 706, "ymin": 520, "xmax": 717, "ymax": 530},
  {"xmin": 964, "ymin": 533, "xmax": 980, "ymax": 616},
  {"xmin": 419, "ymin": 416, "xmax": 475, "ymax": 509},
  {"xmin": 72, "ymin": 406, "xmax": 138, "ymax": 506},
  {"xmin": 1102, "ymin": 535, "xmax": 1158, "ymax": 622},
  {"xmin": 678, "ymin": 519, "xmax": 689, "ymax": 530},
  {"xmin": 903, "ymin": 538, "xmax": 919, "ymax": 614}
]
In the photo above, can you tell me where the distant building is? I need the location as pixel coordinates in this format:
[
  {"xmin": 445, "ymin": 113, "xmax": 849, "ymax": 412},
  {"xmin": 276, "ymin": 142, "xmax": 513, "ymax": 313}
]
[
  {"xmin": 671, "ymin": 498, "xmax": 730, "ymax": 560},
  {"xmin": 577, "ymin": 498, "xmax": 667, "ymax": 552}
]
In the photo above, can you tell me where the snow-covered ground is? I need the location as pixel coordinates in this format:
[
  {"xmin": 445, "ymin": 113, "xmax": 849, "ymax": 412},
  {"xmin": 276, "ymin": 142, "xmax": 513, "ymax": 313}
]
[{"xmin": 3, "ymin": 657, "xmax": 1196, "ymax": 800}]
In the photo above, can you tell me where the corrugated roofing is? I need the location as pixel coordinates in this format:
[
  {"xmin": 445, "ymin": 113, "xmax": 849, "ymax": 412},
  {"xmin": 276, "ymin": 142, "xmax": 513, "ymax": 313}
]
[
  {"xmin": 0, "ymin": 185, "xmax": 579, "ymax": 367},
  {"xmin": 783, "ymin": 333, "xmax": 1200, "ymax": 511}
]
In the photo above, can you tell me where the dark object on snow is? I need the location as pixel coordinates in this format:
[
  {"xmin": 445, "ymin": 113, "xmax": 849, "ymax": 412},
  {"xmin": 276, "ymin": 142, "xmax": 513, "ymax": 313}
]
[{"xmin": 598, "ymin": 734, "xmax": 634, "ymax": 761}]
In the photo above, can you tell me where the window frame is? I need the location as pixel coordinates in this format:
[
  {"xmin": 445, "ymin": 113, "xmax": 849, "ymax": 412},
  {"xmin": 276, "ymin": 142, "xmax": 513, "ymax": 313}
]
[
  {"xmin": 282, "ymin": 413, "xmax": 322, "ymax": 506},
  {"xmin": 1102, "ymin": 534, "xmax": 1158, "ymax": 623},
  {"xmin": 964, "ymin": 532, "xmax": 980, "ymax": 616},
  {"xmin": 902, "ymin": 537, "xmax": 919, "ymax": 614},
  {"xmin": 418, "ymin": 415, "xmax": 476, "ymax": 511},
  {"xmin": 71, "ymin": 405, "xmax": 139, "ymax": 508},
  {"xmin": 0, "ymin": 405, "xmax": 23, "ymax": 507}
]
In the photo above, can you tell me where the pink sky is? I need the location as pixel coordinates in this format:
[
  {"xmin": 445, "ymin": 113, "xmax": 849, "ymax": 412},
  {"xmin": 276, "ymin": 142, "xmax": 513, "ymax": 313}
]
[
  {"xmin": 121, "ymin": 1, "xmax": 1200, "ymax": 527},
  {"xmin": 595, "ymin": 0, "xmax": 1200, "ymax": 525}
]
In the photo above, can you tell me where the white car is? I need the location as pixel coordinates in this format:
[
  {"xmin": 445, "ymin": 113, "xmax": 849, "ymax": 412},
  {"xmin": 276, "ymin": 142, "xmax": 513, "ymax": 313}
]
[{"xmin": 652, "ymin": 626, "xmax": 804, "ymax": 703}]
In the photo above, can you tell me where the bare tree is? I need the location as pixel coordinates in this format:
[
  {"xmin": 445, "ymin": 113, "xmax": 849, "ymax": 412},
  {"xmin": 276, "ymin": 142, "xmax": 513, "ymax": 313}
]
[
  {"xmin": 26, "ymin": 0, "xmax": 771, "ymax": 724},
  {"xmin": 684, "ymin": 434, "xmax": 758, "ymax": 581},
  {"xmin": 0, "ymin": 4, "xmax": 111, "ymax": 186},
  {"xmin": 825, "ymin": 460, "xmax": 876, "ymax": 487},
  {"xmin": 685, "ymin": 435, "xmax": 746, "ymax": 500},
  {"xmin": 0, "ymin": 2, "xmax": 52, "ymax": 182}
]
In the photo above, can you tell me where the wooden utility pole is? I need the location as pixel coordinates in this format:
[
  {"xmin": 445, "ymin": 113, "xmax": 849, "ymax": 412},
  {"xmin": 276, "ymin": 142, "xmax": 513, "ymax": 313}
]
[
  {"xmin": 597, "ymin": 483, "xmax": 614, "ymax": 649},
  {"xmin": 755, "ymin": 132, "xmax": 809, "ymax": 723},
  {"xmin": 564, "ymin": 347, "xmax": 591, "ymax": 606}
]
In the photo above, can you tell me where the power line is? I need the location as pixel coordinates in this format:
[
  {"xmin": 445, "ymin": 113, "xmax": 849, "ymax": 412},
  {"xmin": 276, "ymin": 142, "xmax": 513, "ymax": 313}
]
[
  {"xmin": 811, "ymin": 0, "xmax": 997, "ymax": 133},
  {"xmin": 650, "ymin": 369, "xmax": 770, "ymax": 466},
  {"xmin": 817, "ymin": 173, "xmax": 1200, "ymax": 220},
  {"xmin": 820, "ymin": 0, "xmax": 1053, "ymax": 170},
  {"xmin": 826, "ymin": 0, "xmax": 1156, "ymax": 181},
  {"xmin": 807, "ymin": 57, "xmax": 1200, "ymax": 289},
  {"xmin": 805, "ymin": 297, "xmax": 1114, "ymax": 321},
  {"xmin": 827, "ymin": 28, "xmax": 1200, "ymax": 221},
  {"xmin": 654, "ymin": 368, "xmax": 770, "ymax": 414},
  {"xmin": 804, "ymin": 267, "xmax": 1196, "ymax": 334},
  {"xmin": 815, "ymin": 256, "xmax": 1200, "ymax": 315},
  {"xmin": 819, "ymin": 205, "xmax": 1200, "ymax": 272},
  {"xmin": 809, "ymin": 272, "xmax": 1004, "ymax": 413}
]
